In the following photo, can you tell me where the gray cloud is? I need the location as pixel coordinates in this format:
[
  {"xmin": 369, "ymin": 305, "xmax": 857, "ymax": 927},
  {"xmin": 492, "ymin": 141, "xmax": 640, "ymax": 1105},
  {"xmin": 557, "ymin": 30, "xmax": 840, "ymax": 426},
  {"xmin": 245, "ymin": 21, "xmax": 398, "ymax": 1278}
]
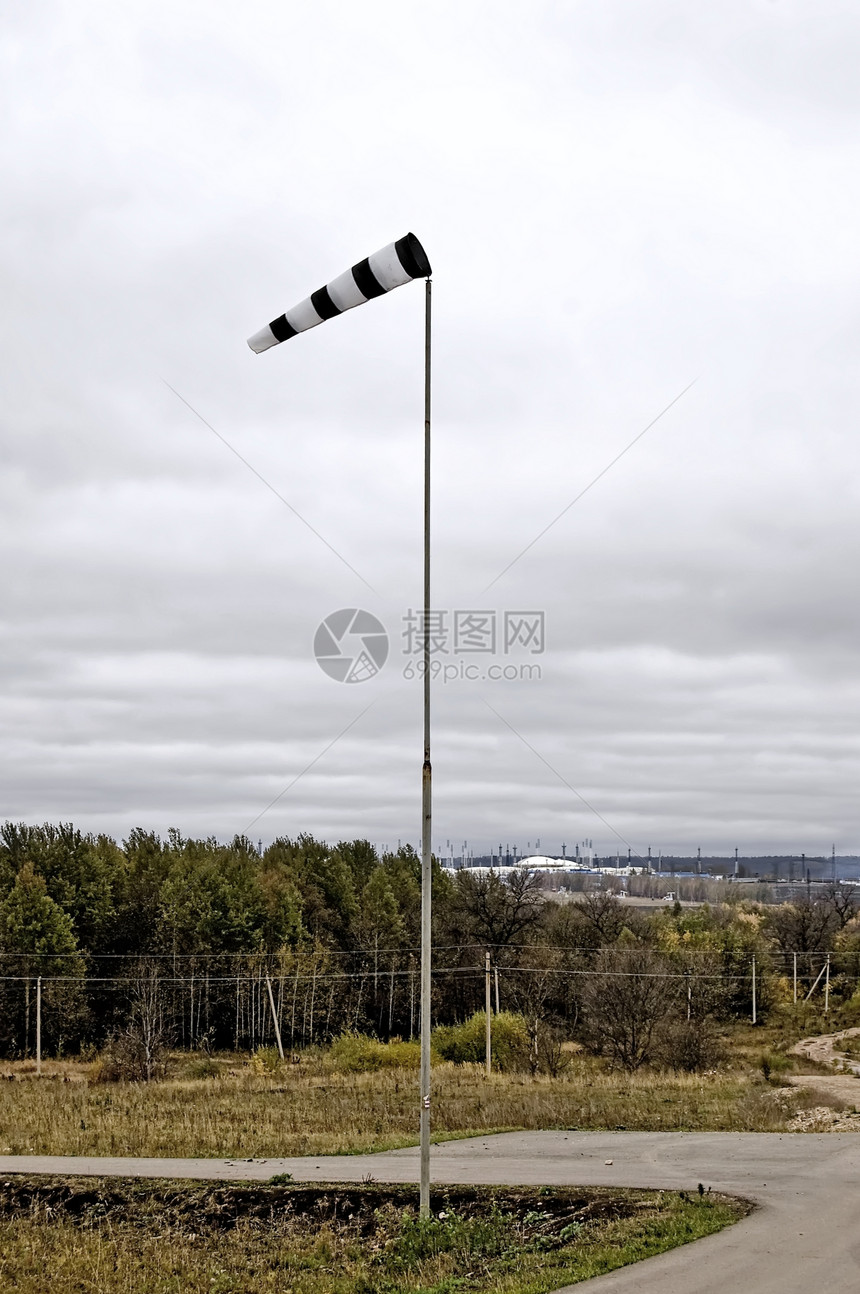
[{"xmin": 2, "ymin": 0, "xmax": 860, "ymax": 857}]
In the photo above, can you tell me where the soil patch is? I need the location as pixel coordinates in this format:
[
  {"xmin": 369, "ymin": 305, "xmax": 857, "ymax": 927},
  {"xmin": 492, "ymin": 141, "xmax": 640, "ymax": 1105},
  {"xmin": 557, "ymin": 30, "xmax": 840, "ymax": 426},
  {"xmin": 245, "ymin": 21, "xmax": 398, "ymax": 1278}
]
[{"xmin": 0, "ymin": 1177, "xmax": 649, "ymax": 1241}]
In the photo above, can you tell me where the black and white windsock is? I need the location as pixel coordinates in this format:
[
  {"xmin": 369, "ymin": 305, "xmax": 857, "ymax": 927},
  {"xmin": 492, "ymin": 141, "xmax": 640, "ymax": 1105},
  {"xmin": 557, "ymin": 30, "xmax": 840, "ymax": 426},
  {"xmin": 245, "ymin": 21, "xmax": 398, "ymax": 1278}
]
[{"xmin": 247, "ymin": 232, "xmax": 431, "ymax": 354}]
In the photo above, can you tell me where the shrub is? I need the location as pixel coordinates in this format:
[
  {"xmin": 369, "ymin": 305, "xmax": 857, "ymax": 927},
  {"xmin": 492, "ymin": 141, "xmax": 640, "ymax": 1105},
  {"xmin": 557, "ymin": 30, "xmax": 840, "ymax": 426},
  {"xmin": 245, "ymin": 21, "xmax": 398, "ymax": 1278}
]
[
  {"xmin": 432, "ymin": 1012, "xmax": 530, "ymax": 1072},
  {"xmin": 327, "ymin": 1033, "xmax": 421, "ymax": 1073},
  {"xmin": 88, "ymin": 1055, "xmax": 122, "ymax": 1085},
  {"xmin": 184, "ymin": 1055, "xmax": 221, "ymax": 1080},
  {"xmin": 658, "ymin": 1018, "xmax": 724, "ymax": 1073},
  {"xmin": 251, "ymin": 1046, "xmax": 284, "ymax": 1074},
  {"xmin": 388, "ymin": 1206, "xmax": 515, "ymax": 1268},
  {"xmin": 530, "ymin": 1021, "xmax": 573, "ymax": 1077},
  {"xmin": 759, "ymin": 1050, "xmax": 792, "ymax": 1082},
  {"xmin": 89, "ymin": 1031, "xmax": 167, "ymax": 1084}
]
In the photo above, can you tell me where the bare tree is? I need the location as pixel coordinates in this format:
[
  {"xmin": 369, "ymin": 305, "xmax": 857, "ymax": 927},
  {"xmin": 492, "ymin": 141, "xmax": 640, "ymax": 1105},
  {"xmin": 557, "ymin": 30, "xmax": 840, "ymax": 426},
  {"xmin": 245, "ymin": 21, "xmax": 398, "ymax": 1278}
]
[
  {"xmin": 107, "ymin": 960, "xmax": 169, "ymax": 1081},
  {"xmin": 451, "ymin": 868, "xmax": 543, "ymax": 954},
  {"xmin": 766, "ymin": 899, "xmax": 838, "ymax": 969},
  {"xmin": 580, "ymin": 947, "xmax": 680, "ymax": 1071},
  {"xmin": 822, "ymin": 883, "xmax": 858, "ymax": 931},
  {"xmin": 573, "ymin": 890, "xmax": 626, "ymax": 947},
  {"xmin": 506, "ymin": 944, "xmax": 573, "ymax": 1075}
]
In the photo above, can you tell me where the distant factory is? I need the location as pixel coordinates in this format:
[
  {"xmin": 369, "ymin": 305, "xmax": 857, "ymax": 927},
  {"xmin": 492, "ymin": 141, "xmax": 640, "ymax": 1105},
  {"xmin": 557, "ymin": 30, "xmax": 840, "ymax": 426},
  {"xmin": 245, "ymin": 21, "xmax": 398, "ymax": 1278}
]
[{"xmin": 440, "ymin": 845, "xmax": 860, "ymax": 886}]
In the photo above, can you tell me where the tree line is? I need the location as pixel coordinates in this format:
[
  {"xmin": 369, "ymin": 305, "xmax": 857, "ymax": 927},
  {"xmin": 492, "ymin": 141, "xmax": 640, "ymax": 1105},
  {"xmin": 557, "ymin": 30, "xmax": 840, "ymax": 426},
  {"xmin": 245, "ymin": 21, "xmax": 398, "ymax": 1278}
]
[{"xmin": 1, "ymin": 821, "xmax": 859, "ymax": 1066}]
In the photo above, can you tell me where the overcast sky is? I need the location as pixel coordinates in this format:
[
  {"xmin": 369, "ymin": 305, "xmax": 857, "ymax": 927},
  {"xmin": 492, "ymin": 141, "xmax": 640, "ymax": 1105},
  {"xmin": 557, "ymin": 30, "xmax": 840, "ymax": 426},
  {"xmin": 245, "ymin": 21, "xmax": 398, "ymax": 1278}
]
[{"xmin": 3, "ymin": 0, "xmax": 860, "ymax": 858}]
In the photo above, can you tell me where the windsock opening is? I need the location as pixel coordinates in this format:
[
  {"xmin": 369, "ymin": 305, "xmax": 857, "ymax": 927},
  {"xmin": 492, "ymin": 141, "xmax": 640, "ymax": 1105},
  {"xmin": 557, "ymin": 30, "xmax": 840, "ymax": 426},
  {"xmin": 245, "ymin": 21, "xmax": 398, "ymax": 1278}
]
[{"xmin": 396, "ymin": 232, "xmax": 431, "ymax": 279}]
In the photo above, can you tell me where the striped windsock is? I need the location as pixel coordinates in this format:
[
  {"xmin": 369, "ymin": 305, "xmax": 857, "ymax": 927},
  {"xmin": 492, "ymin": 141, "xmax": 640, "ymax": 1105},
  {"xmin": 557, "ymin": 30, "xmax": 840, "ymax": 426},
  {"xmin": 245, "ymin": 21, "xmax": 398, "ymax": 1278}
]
[{"xmin": 247, "ymin": 232, "xmax": 431, "ymax": 354}]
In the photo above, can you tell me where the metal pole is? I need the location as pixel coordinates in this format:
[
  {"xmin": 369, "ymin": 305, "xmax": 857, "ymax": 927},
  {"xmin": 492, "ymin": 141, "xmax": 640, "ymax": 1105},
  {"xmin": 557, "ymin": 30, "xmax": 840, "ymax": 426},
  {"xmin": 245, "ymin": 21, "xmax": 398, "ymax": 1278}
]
[
  {"xmin": 265, "ymin": 975, "xmax": 285, "ymax": 1061},
  {"xmin": 805, "ymin": 961, "xmax": 828, "ymax": 1002},
  {"xmin": 825, "ymin": 953, "xmax": 830, "ymax": 1015},
  {"xmin": 793, "ymin": 952, "xmax": 797, "ymax": 1005},
  {"xmin": 36, "ymin": 976, "xmax": 42, "ymax": 1077},
  {"xmin": 751, "ymin": 956, "xmax": 757, "ymax": 1025},
  {"xmin": 485, "ymin": 951, "xmax": 492, "ymax": 1076},
  {"xmin": 419, "ymin": 277, "xmax": 432, "ymax": 1218}
]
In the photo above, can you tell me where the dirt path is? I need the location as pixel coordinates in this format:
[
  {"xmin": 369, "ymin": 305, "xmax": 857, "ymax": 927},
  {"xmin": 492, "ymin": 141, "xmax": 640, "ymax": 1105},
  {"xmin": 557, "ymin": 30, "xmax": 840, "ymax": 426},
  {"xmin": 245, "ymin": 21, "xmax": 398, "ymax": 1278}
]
[
  {"xmin": 782, "ymin": 1026, "xmax": 860, "ymax": 1128},
  {"xmin": 790, "ymin": 1025, "xmax": 860, "ymax": 1074}
]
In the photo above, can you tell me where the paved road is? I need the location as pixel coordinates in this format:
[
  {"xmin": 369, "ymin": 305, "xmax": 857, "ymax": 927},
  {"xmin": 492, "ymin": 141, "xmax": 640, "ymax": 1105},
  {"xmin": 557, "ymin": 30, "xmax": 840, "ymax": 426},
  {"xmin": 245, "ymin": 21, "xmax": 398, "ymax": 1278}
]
[{"xmin": 2, "ymin": 1132, "xmax": 858, "ymax": 1293}]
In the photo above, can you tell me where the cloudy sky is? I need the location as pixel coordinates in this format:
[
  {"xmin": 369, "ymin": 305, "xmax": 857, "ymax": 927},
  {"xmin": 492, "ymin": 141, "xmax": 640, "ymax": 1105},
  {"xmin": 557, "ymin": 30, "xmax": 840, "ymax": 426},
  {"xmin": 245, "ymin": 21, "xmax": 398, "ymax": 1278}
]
[{"xmin": 3, "ymin": 0, "xmax": 860, "ymax": 858}]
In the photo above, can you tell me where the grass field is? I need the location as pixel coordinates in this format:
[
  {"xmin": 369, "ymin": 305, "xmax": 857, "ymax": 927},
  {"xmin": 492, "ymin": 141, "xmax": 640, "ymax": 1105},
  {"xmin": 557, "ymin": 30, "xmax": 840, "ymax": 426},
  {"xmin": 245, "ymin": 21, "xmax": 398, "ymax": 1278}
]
[
  {"xmin": 0, "ymin": 1177, "xmax": 747, "ymax": 1294},
  {"xmin": 0, "ymin": 1051, "xmax": 822, "ymax": 1159}
]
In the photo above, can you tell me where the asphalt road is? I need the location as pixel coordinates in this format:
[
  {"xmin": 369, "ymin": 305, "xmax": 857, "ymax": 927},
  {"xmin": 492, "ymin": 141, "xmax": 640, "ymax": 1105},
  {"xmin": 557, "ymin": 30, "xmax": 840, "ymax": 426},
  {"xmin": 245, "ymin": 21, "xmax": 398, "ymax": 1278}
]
[{"xmin": 1, "ymin": 1131, "xmax": 858, "ymax": 1293}]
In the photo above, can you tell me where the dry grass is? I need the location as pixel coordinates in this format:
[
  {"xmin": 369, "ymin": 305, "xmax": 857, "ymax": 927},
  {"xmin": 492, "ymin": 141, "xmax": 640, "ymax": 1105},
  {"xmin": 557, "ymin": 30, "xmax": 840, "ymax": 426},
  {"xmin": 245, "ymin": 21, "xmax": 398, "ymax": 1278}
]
[
  {"xmin": 0, "ymin": 1053, "xmax": 812, "ymax": 1159},
  {"xmin": 0, "ymin": 1178, "xmax": 746, "ymax": 1294}
]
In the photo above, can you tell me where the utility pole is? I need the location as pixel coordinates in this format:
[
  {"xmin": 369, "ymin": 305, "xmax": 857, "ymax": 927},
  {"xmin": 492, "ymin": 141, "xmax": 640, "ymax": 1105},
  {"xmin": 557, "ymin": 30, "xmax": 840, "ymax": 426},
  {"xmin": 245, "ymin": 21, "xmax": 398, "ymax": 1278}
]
[
  {"xmin": 485, "ymin": 951, "xmax": 492, "ymax": 1076},
  {"xmin": 36, "ymin": 976, "xmax": 42, "ymax": 1077},
  {"xmin": 751, "ymin": 956, "xmax": 757, "ymax": 1025},
  {"xmin": 265, "ymin": 975, "xmax": 285, "ymax": 1061}
]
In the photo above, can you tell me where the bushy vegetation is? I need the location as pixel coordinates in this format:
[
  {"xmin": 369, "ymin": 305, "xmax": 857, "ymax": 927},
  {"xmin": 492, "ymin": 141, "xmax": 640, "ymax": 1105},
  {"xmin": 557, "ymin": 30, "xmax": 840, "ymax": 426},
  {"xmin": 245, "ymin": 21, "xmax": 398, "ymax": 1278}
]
[
  {"xmin": 434, "ymin": 1012, "xmax": 530, "ymax": 1071},
  {"xmin": 327, "ymin": 1032, "xmax": 422, "ymax": 1072}
]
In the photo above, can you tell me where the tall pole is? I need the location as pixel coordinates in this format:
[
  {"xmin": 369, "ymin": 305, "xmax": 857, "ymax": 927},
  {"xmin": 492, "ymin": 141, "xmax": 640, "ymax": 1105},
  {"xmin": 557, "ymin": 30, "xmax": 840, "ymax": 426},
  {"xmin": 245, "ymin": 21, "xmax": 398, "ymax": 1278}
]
[
  {"xmin": 485, "ymin": 951, "xmax": 492, "ymax": 1076},
  {"xmin": 419, "ymin": 277, "xmax": 432, "ymax": 1218},
  {"xmin": 265, "ymin": 975, "xmax": 285, "ymax": 1061},
  {"xmin": 36, "ymin": 976, "xmax": 42, "ymax": 1077}
]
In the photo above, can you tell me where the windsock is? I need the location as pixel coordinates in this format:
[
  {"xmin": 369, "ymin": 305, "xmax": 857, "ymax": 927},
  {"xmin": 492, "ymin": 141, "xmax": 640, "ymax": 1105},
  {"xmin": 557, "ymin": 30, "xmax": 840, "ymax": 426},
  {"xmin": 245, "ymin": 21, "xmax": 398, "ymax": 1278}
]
[{"xmin": 247, "ymin": 232, "xmax": 431, "ymax": 354}]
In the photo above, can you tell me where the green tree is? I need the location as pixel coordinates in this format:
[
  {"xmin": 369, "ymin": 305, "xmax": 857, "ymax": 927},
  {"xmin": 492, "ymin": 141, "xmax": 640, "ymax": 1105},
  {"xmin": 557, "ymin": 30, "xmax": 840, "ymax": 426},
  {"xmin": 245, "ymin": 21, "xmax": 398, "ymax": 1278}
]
[
  {"xmin": 0, "ymin": 863, "xmax": 84, "ymax": 1056},
  {"xmin": 265, "ymin": 835, "xmax": 357, "ymax": 947},
  {"xmin": 114, "ymin": 829, "xmax": 175, "ymax": 953},
  {"xmin": 0, "ymin": 821, "xmax": 123, "ymax": 952},
  {"xmin": 0, "ymin": 863, "xmax": 79, "ymax": 969},
  {"xmin": 333, "ymin": 840, "xmax": 379, "ymax": 893}
]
